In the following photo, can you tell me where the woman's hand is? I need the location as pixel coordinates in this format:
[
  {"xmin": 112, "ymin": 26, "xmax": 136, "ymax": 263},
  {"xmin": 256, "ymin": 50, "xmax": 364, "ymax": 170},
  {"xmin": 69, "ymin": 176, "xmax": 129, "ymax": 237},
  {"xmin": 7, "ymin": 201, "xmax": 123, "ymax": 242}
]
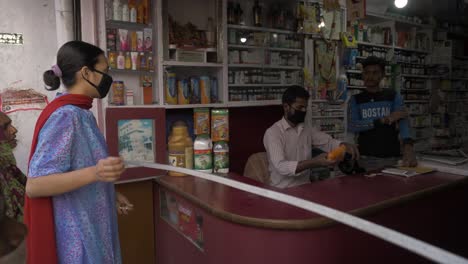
[
  {"xmin": 95, "ymin": 157, "xmax": 125, "ymax": 182},
  {"xmin": 116, "ymin": 192, "xmax": 134, "ymax": 215}
]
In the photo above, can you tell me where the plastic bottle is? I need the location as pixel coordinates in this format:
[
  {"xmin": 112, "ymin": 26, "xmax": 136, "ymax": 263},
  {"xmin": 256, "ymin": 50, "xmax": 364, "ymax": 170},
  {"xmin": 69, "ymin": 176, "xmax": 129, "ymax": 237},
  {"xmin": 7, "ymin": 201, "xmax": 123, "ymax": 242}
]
[
  {"xmin": 200, "ymin": 76, "xmax": 211, "ymax": 104},
  {"xmin": 194, "ymin": 134, "xmax": 213, "ymax": 173},
  {"xmin": 213, "ymin": 141, "xmax": 229, "ymax": 174},
  {"xmin": 125, "ymin": 52, "xmax": 132, "ymax": 69},
  {"xmin": 337, "ymin": 74, "xmax": 348, "ymax": 101},
  {"xmin": 131, "ymin": 52, "xmax": 138, "ymax": 70},
  {"xmin": 137, "ymin": 3, "xmax": 144, "ymax": 23},
  {"xmin": 253, "ymin": 0, "xmax": 262, "ymax": 27},
  {"xmin": 147, "ymin": 53, "xmax": 153, "ymax": 69},
  {"xmin": 121, "ymin": 3, "xmax": 129, "ymax": 22},
  {"xmin": 113, "ymin": 0, "xmax": 121, "ymax": 21},
  {"xmin": 126, "ymin": 90, "xmax": 134, "ymax": 105},
  {"xmin": 139, "ymin": 52, "xmax": 147, "ymax": 70},
  {"xmin": 117, "ymin": 52, "xmax": 125, "ymax": 69},
  {"xmin": 108, "ymin": 52, "xmax": 117, "ymax": 69},
  {"xmin": 206, "ymin": 17, "xmax": 215, "ymax": 47},
  {"xmin": 168, "ymin": 122, "xmax": 193, "ymax": 176},
  {"xmin": 130, "ymin": 7, "xmax": 137, "ymax": 23},
  {"xmin": 165, "ymin": 72, "xmax": 178, "ymax": 104}
]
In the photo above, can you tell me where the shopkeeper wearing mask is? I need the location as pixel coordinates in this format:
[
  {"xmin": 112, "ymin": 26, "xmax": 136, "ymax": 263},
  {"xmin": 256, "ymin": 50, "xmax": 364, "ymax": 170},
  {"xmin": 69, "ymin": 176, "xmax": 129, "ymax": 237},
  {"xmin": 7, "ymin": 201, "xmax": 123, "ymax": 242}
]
[{"xmin": 263, "ymin": 86, "xmax": 359, "ymax": 188}]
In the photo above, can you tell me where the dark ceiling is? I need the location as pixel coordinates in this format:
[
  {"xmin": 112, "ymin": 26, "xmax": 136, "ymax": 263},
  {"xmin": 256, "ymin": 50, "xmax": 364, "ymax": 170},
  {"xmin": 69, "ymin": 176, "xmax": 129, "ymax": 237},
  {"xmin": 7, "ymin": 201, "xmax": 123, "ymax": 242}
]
[{"xmin": 367, "ymin": 0, "xmax": 467, "ymax": 25}]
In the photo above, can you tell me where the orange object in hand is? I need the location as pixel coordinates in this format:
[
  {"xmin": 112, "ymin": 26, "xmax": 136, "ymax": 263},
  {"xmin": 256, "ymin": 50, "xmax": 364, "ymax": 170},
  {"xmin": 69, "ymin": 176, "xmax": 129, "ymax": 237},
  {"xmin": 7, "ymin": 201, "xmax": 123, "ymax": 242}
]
[{"xmin": 327, "ymin": 145, "xmax": 346, "ymax": 161}]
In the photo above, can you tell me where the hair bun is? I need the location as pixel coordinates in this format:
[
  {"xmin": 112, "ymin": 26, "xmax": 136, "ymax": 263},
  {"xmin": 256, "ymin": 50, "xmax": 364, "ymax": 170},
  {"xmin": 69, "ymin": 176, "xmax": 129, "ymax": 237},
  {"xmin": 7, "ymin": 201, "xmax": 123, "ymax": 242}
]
[{"xmin": 43, "ymin": 69, "xmax": 61, "ymax": 91}]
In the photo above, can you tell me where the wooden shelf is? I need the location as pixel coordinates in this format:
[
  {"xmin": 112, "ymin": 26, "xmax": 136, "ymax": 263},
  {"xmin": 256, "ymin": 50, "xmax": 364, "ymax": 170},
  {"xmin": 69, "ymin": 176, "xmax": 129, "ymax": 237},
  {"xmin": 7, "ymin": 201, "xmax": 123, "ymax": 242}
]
[
  {"xmin": 402, "ymin": 74, "xmax": 436, "ymax": 79},
  {"xmin": 163, "ymin": 103, "xmax": 225, "ymax": 109},
  {"xmin": 441, "ymin": 89, "xmax": 468, "ymax": 93},
  {"xmin": 228, "ymin": 44, "xmax": 302, "ymax": 52},
  {"xmin": 357, "ymin": 41, "xmax": 393, "ymax": 49},
  {"xmin": 228, "ymin": 63, "xmax": 263, "ymax": 68},
  {"xmin": 110, "ymin": 68, "xmax": 155, "ymax": 74},
  {"xmin": 227, "ymin": 24, "xmax": 297, "ymax": 35},
  {"xmin": 106, "ymin": 104, "xmax": 162, "ymax": 108},
  {"xmin": 347, "ymin": 70, "xmax": 391, "ymax": 77},
  {"xmin": 404, "ymin": 100, "xmax": 430, "ymax": 103},
  {"xmin": 441, "ymin": 99, "xmax": 468, "ymax": 103},
  {"xmin": 163, "ymin": 61, "xmax": 223, "ymax": 67},
  {"xmin": 394, "ymin": 47, "xmax": 429, "ymax": 54},
  {"xmin": 269, "ymin": 47, "xmax": 303, "ymax": 52},
  {"xmin": 310, "ymin": 115, "xmax": 344, "ymax": 119},
  {"xmin": 321, "ymin": 130, "xmax": 345, "ymax": 134},
  {"xmin": 107, "ymin": 103, "xmax": 226, "ymax": 109},
  {"xmin": 356, "ymin": 56, "xmax": 367, "ymax": 60},
  {"xmin": 356, "ymin": 41, "xmax": 430, "ymax": 54},
  {"xmin": 366, "ymin": 12, "xmax": 432, "ymax": 29},
  {"xmin": 396, "ymin": 61, "xmax": 426, "ymax": 66},
  {"xmin": 347, "ymin": 85, "xmax": 366, "ymax": 90},
  {"xmin": 106, "ymin": 20, "xmax": 151, "ymax": 30},
  {"xmin": 300, "ymin": 32, "xmax": 322, "ymax": 38},
  {"xmin": 228, "ymin": 64, "xmax": 302, "ymax": 70},
  {"xmin": 227, "ymin": 100, "xmax": 282, "ymax": 107},
  {"xmin": 346, "ymin": 69, "xmax": 362, "ymax": 74},
  {"xmin": 401, "ymin": 88, "xmax": 431, "ymax": 92},
  {"xmin": 229, "ymin": 83, "xmax": 299, "ymax": 87}
]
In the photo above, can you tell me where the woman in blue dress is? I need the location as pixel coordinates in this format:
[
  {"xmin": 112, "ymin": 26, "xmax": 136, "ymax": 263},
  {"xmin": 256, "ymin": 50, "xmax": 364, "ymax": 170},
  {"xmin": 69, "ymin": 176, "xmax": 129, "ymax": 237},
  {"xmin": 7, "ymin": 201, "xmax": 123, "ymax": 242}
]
[{"xmin": 25, "ymin": 41, "xmax": 132, "ymax": 264}]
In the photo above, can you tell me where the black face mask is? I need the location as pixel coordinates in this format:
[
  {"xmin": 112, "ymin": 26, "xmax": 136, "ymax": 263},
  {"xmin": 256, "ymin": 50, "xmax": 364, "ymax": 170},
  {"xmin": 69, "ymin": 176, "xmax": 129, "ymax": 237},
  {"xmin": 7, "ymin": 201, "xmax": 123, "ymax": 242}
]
[
  {"xmin": 83, "ymin": 69, "xmax": 113, "ymax": 98},
  {"xmin": 287, "ymin": 106, "xmax": 306, "ymax": 125}
]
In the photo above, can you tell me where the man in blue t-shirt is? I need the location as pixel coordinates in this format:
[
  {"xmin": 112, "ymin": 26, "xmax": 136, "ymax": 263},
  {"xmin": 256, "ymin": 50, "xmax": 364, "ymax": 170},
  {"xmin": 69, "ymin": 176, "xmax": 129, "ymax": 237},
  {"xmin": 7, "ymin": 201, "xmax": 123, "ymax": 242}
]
[{"xmin": 348, "ymin": 56, "xmax": 417, "ymax": 170}]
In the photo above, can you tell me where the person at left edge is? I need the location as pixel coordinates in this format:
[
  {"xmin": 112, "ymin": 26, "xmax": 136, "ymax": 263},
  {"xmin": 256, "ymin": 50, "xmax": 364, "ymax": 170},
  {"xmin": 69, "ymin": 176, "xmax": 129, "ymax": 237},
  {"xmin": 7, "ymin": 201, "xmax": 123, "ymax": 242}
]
[
  {"xmin": 24, "ymin": 41, "xmax": 133, "ymax": 264},
  {"xmin": 0, "ymin": 111, "xmax": 26, "ymax": 223}
]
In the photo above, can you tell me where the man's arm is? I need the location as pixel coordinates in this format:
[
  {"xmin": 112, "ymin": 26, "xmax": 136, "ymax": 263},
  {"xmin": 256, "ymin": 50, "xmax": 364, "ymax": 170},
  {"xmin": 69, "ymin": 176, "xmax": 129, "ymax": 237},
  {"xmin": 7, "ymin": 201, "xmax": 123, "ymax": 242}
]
[
  {"xmin": 310, "ymin": 127, "xmax": 342, "ymax": 152},
  {"xmin": 391, "ymin": 93, "xmax": 412, "ymax": 139},
  {"xmin": 310, "ymin": 127, "xmax": 360, "ymax": 160},
  {"xmin": 392, "ymin": 93, "xmax": 417, "ymax": 167},
  {"xmin": 263, "ymin": 129, "xmax": 335, "ymax": 176}
]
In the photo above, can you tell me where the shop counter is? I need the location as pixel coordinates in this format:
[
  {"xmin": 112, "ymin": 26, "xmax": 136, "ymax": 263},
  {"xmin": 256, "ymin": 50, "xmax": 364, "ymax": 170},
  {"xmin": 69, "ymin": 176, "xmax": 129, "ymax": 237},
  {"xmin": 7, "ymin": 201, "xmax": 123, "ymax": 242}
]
[{"xmin": 153, "ymin": 171, "xmax": 468, "ymax": 264}]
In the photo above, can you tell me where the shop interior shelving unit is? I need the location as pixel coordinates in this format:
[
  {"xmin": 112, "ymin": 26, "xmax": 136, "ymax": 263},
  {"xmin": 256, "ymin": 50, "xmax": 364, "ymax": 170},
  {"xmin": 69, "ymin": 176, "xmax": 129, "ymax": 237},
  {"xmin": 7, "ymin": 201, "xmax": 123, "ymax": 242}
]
[
  {"xmin": 346, "ymin": 11, "xmax": 438, "ymax": 152},
  {"xmin": 99, "ymin": 1, "xmax": 466, "ymax": 149},
  {"xmin": 101, "ymin": 0, "xmax": 306, "ymax": 110}
]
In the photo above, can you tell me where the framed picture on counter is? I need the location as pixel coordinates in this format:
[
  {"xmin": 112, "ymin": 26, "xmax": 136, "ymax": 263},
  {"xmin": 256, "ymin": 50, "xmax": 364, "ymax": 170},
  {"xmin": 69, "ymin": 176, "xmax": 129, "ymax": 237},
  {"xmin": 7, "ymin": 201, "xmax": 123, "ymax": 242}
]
[
  {"xmin": 118, "ymin": 119, "xmax": 155, "ymax": 162},
  {"xmin": 106, "ymin": 107, "xmax": 167, "ymax": 181}
]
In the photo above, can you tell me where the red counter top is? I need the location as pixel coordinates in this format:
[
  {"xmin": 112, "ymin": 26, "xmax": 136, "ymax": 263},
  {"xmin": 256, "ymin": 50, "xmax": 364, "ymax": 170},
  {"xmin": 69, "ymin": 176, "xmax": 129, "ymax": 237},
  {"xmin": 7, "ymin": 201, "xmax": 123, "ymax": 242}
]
[{"xmin": 156, "ymin": 171, "xmax": 467, "ymax": 229}]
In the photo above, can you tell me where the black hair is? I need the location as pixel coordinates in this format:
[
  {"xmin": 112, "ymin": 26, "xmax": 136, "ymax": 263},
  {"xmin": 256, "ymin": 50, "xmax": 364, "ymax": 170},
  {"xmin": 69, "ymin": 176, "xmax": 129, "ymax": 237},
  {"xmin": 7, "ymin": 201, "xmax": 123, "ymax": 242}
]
[
  {"xmin": 43, "ymin": 40, "xmax": 104, "ymax": 91},
  {"xmin": 362, "ymin": 56, "xmax": 386, "ymax": 72},
  {"xmin": 282, "ymin": 85, "xmax": 310, "ymax": 105}
]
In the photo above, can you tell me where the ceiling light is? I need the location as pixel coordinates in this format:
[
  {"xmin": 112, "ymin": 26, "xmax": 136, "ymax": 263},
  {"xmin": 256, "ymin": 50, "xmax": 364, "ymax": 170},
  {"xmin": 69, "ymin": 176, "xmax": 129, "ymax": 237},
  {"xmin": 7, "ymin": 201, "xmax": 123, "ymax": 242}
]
[
  {"xmin": 394, "ymin": 0, "xmax": 408, "ymax": 8},
  {"xmin": 240, "ymin": 37, "xmax": 247, "ymax": 43},
  {"xmin": 318, "ymin": 17, "xmax": 326, "ymax": 29}
]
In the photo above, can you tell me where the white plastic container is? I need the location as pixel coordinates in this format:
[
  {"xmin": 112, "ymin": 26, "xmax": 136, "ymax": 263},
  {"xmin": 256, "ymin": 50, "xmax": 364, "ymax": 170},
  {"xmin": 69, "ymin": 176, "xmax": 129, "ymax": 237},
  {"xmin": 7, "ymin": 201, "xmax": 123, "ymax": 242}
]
[
  {"xmin": 130, "ymin": 7, "xmax": 137, "ymax": 23},
  {"xmin": 121, "ymin": 3, "xmax": 129, "ymax": 22},
  {"xmin": 117, "ymin": 52, "xmax": 125, "ymax": 69},
  {"xmin": 213, "ymin": 141, "xmax": 229, "ymax": 174},
  {"xmin": 194, "ymin": 135, "xmax": 213, "ymax": 173},
  {"xmin": 112, "ymin": 0, "xmax": 121, "ymax": 21}
]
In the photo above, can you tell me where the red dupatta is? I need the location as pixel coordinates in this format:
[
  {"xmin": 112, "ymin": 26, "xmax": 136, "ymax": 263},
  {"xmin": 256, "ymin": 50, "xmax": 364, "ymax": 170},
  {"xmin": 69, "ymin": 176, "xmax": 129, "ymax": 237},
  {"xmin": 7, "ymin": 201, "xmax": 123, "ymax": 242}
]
[{"xmin": 24, "ymin": 93, "xmax": 93, "ymax": 264}]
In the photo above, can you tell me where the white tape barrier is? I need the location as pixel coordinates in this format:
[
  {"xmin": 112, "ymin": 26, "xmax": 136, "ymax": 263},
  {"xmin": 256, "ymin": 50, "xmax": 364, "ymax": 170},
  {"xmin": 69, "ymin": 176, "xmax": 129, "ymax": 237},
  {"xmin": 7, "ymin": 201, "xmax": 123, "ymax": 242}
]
[{"xmin": 127, "ymin": 161, "xmax": 468, "ymax": 264}]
